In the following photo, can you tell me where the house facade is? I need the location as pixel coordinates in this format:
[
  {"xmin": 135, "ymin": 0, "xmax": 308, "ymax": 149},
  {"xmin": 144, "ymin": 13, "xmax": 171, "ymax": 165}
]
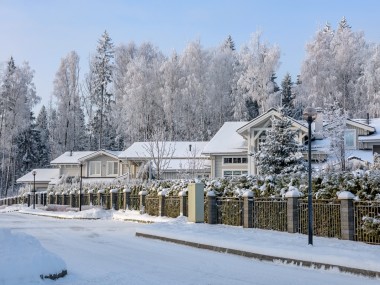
[{"xmin": 203, "ymin": 108, "xmax": 380, "ymax": 178}]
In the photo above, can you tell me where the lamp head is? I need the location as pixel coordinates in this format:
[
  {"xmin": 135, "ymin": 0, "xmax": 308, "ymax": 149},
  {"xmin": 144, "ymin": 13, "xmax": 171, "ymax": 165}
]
[
  {"xmin": 32, "ymin": 170, "xmax": 36, "ymax": 176},
  {"xmin": 303, "ymin": 107, "xmax": 318, "ymax": 122}
]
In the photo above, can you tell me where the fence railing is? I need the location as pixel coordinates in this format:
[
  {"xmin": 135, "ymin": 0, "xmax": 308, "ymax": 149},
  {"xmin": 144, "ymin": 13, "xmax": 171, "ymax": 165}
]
[
  {"xmin": 354, "ymin": 201, "xmax": 380, "ymax": 244},
  {"xmin": 299, "ymin": 199, "xmax": 341, "ymax": 238},
  {"xmin": 253, "ymin": 198, "xmax": 287, "ymax": 232},
  {"xmin": 1, "ymin": 189, "xmax": 380, "ymax": 245}
]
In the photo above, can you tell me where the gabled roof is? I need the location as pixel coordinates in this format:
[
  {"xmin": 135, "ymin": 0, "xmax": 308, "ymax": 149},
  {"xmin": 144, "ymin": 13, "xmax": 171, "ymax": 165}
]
[
  {"xmin": 16, "ymin": 168, "xmax": 60, "ymax": 184},
  {"xmin": 346, "ymin": 118, "xmax": 375, "ymax": 132},
  {"xmin": 50, "ymin": 151, "xmax": 95, "ymax": 165},
  {"xmin": 78, "ymin": 150, "xmax": 122, "ymax": 162},
  {"xmin": 202, "ymin": 122, "xmax": 248, "ymax": 155},
  {"xmin": 237, "ymin": 108, "xmax": 308, "ymax": 138},
  {"xmin": 119, "ymin": 141, "xmax": 209, "ymax": 159}
]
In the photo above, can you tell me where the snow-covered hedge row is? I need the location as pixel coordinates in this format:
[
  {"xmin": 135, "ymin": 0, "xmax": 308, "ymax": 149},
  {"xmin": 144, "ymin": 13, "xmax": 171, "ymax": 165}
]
[{"xmin": 41, "ymin": 168, "xmax": 380, "ymax": 201}]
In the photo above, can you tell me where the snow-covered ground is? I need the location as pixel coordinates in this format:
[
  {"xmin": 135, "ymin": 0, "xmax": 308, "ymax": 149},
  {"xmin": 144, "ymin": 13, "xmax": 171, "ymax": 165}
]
[{"xmin": 0, "ymin": 205, "xmax": 379, "ymax": 285}]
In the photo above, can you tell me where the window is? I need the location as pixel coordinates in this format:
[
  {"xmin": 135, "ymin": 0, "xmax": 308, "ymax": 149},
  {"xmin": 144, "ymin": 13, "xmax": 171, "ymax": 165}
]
[
  {"xmin": 344, "ymin": 129, "xmax": 356, "ymax": 149},
  {"xmin": 223, "ymin": 170, "xmax": 248, "ymax": 178},
  {"xmin": 89, "ymin": 161, "xmax": 101, "ymax": 176},
  {"xmin": 223, "ymin": 157, "xmax": 248, "ymax": 164},
  {"xmin": 107, "ymin": 161, "xmax": 119, "ymax": 176}
]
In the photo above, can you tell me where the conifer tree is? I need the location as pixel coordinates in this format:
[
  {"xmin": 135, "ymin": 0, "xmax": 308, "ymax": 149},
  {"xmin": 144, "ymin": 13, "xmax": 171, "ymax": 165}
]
[
  {"xmin": 255, "ymin": 112, "xmax": 306, "ymax": 176},
  {"xmin": 281, "ymin": 73, "xmax": 295, "ymax": 117}
]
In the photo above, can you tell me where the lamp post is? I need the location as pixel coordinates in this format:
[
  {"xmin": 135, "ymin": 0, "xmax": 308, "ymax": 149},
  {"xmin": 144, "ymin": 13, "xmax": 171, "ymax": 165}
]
[
  {"xmin": 303, "ymin": 107, "xmax": 317, "ymax": 245},
  {"xmin": 79, "ymin": 163, "xmax": 83, "ymax": 211},
  {"xmin": 32, "ymin": 170, "xmax": 36, "ymax": 209}
]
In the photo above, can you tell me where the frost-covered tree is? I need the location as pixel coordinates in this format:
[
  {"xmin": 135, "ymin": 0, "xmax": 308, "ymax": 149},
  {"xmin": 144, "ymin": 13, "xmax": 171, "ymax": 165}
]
[
  {"xmin": 233, "ymin": 32, "xmax": 280, "ymax": 115},
  {"xmin": 254, "ymin": 113, "xmax": 306, "ymax": 176},
  {"xmin": 87, "ymin": 31, "xmax": 115, "ymax": 149},
  {"xmin": 324, "ymin": 102, "xmax": 348, "ymax": 171},
  {"xmin": 0, "ymin": 58, "xmax": 39, "ymax": 196},
  {"xmin": 52, "ymin": 51, "xmax": 86, "ymax": 155},
  {"xmin": 35, "ymin": 105, "xmax": 50, "ymax": 167},
  {"xmin": 300, "ymin": 18, "xmax": 369, "ymax": 117}
]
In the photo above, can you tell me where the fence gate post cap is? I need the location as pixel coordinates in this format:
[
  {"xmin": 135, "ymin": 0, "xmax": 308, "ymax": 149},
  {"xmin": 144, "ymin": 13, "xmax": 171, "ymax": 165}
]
[
  {"xmin": 242, "ymin": 190, "xmax": 253, "ymax": 198},
  {"xmin": 337, "ymin": 191, "xmax": 355, "ymax": 200},
  {"xmin": 285, "ymin": 189, "xmax": 304, "ymax": 198}
]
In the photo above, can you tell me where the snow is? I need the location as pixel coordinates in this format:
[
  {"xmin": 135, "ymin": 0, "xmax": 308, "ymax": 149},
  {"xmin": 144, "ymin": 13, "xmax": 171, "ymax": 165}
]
[
  {"xmin": 0, "ymin": 205, "xmax": 379, "ymax": 285},
  {"xmin": 50, "ymin": 151, "xmax": 95, "ymax": 165},
  {"xmin": 16, "ymin": 168, "xmax": 60, "ymax": 184},
  {"xmin": 338, "ymin": 191, "xmax": 356, "ymax": 200},
  {"xmin": 202, "ymin": 122, "xmax": 248, "ymax": 154},
  {"xmin": 120, "ymin": 141, "xmax": 209, "ymax": 159},
  {"xmin": 0, "ymin": 227, "xmax": 66, "ymax": 285}
]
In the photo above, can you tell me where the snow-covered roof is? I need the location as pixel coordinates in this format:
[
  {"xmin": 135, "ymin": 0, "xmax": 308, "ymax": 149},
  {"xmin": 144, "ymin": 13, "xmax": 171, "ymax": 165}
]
[
  {"xmin": 119, "ymin": 141, "xmax": 209, "ymax": 159},
  {"xmin": 16, "ymin": 168, "xmax": 60, "ymax": 184},
  {"xmin": 50, "ymin": 151, "xmax": 95, "ymax": 165},
  {"xmin": 358, "ymin": 118, "xmax": 380, "ymax": 142},
  {"xmin": 164, "ymin": 158, "xmax": 211, "ymax": 171},
  {"xmin": 78, "ymin": 150, "xmax": 123, "ymax": 162},
  {"xmin": 202, "ymin": 122, "xmax": 248, "ymax": 155}
]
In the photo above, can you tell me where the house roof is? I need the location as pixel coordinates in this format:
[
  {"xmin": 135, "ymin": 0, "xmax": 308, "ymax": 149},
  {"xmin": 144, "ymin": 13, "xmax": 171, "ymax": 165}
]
[
  {"xmin": 16, "ymin": 168, "xmax": 60, "ymax": 184},
  {"xmin": 202, "ymin": 122, "xmax": 248, "ymax": 155},
  {"xmin": 119, "ymin": 141, "xmax": 209, "ymax": 159},
  {"xmin": 50, "ymin": 151, "xmax": 95, "ymax": 165},
  {"xmin": 237, "ymin": 108, "xmax": 308, "ymax": 138},
  {"xmin": 78, "ymin": 150, "xmax": 122, "ymax": 162},
  {"xmin": 358, "ymin": 118, "xmax": 380, "ymax": 142}
]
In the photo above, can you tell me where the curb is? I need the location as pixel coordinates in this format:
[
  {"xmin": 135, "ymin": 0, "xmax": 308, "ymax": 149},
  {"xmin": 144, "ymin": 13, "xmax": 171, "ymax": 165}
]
[{"xmin": 136, "ymin": 232, "xmax": 380, "ymax": 279}]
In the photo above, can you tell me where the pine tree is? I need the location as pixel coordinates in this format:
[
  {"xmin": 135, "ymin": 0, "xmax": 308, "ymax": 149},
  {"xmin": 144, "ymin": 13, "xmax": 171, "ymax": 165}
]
[
  {"xmin": 35, "ymin": 105, "xmax": 50, "ymax": 167},
  {"xmin": 91, "ymin": 31, "xmax": 115, "ymax": 149},
  {"xmin": 255, "ymin": 113, "xmax": 306, "ymax": 176},
  {"xmin": 223, "ymin": 35, "xmax": 235, "ymax": 51},
  {"xmin": 281, "ymin": 73, "xmax": 295, "ymax": 117}
]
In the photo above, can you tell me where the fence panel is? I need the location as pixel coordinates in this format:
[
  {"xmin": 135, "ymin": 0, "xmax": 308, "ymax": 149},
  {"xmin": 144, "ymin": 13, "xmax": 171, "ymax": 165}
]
[
  {"xmin": 204, "ymin": 197, "xmax": 209, "ymax": 223},
  {"xmin": 354, "ymin": 201, "xmax": 380, "ymax": 245},
  {"xmin": 254, "ymin": 199, "xmax": 287, "ymax": 232},
  {"xmin": 298, "ymin": 200, "xmax": 341, "ymax": 238},
  {"xmin": 129, "ymin": 195, "xmax": 140, "ymax": 210},
  {"xmin": 217, "ymin": 198, "xmax": 243, "ymax": 226},
  {"xmin": 165, "ymin": 197, "xmax": 180, "ymax": 218},
  {"xmin": 145, "ymin": 197, "xmax": 159, "ymax": 216}
]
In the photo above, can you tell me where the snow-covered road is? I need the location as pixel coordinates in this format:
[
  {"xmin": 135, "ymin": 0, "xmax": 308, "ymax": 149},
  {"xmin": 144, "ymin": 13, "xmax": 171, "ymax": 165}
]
[{"xmin": 1, "ymin": 212, "xmax": 379, "ymax": 285}]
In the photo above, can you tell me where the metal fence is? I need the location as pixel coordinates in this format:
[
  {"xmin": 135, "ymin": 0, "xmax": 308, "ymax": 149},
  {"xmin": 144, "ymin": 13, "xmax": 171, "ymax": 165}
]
[
  {"xmin": 299, "ymin": 199, "xmax": 341, "ymax": 238},
  {"xmin": 253, "ymin": 198, "xmax": 287, "ymax": 232},
  {"xmin": 165, "ymin": 197, "xmax": 180, "ymax": 218},
  {"xmin": 145, "ymin": 196, "xmax": 159, "ymax": 216},
  {"xmin": 129, "ymin": 195, "xmax": 140, "ymax": 210},
  {"xmin": 216, "ymin": 197, "xmax": 243, "ymax": 226},
  {"xmin": 354, "ymin": 201, "xmax": 380, "ymax": 244}
]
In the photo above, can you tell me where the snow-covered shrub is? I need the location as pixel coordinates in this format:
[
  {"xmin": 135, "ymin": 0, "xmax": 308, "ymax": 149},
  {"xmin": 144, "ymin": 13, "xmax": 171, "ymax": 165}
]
[{"xmin": 362, "ymin": 215, "xmax": 380, "ymax": 237}]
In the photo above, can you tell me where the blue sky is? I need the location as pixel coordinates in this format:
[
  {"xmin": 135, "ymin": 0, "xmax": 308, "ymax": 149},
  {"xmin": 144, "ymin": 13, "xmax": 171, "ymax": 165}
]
[{"xmin": 1, "ymin": 0, "xmax": 380, "ymax": 111}]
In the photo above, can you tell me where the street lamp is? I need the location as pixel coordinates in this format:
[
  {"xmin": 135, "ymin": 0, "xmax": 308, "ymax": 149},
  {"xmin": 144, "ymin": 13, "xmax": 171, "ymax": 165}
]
[
  {"xmin": 79, "ymin": 163, "xmax": 83, "ymax": 211},
  {"xmin": 303, "ymin": 107, "xmax": 317, "ymax": 245},
  {"xmin": 32, "ymin": 170, "xmax": 36, "ymax": 209}
]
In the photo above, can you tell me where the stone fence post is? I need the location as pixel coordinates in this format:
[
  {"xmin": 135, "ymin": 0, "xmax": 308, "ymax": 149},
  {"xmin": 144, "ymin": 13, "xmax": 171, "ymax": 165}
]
[
  {"xmin": 338, "ymin": 191, "xmax": 355, "ymax": 240},
  {"xmin": 110, "ymin": 189, "xmax": 118, "ymax": 210},
  {"xmin": 158, "ymin": 190, "xmax": 166, "ymax": 217},
  {"xmin": 207, "ymin": 190, "xmax": 217, "ymax": 224},
  {"xmin": 243, "ymin": 190, "xmax": 254, "ymax": 228},
  {"xmin": 123, "ymin": 187, "xmax": 131, "ymax": 210},
  {"xmin": 285, "ymin": 189, "xmax": 303, "ymax": 233},
  {"xmin": 48, "ymin": 192, "xmax": 54, "ymax": 205},
  {"xmin": 179, "ymin": 190, "xmax": 188, "ymax": 217},
  {"xmin": 139, "ymin": 190, "xmax": 147, "ymax": 214}
]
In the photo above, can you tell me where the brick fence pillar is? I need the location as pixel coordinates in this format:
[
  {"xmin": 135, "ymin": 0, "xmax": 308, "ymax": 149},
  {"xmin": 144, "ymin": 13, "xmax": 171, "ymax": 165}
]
[
  {"xmin": 207, "ymin": 190, "xmax": 217, "ymax": 224},
  {"xmin": 158, "ymin": 190, "xmax": 166, "ymax": 217},
  {"xmin": 139, "ymin": 190, "xmax": 147, "ymax": 214},
  {"xmin": 123, "ymin": 187, "xmax": 131, "ymax": 210},
  {"xmin": 243, "ymin": 190, "xmax": 254, "ymax": 228},
  {"xmin": 338, "ymin": 191, "xmax": 355, "ymax": 240},
  {"xmin": 285, "ymin": 189, "xmax": 303, "ymax": 233},
  {"xmin": 179, "ymin": 190, "xmax": 188, "ymax": 217}
]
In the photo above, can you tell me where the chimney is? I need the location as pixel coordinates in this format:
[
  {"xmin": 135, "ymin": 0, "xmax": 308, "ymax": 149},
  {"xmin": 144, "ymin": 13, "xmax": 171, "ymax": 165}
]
[
  {"xmin": 314, "ymin": 108, "xmax": 323, "ymax": 139},
  {"xmin": 367, "ymin": 113, "xmax": 370, "ymax": 125},
  {"xmin": 189, "ymin": 144, "xmax": 192, "ymax": 152},
  {"xmin": 70, "ymin": 150, "xmax": 73, "ymax": 156}
]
